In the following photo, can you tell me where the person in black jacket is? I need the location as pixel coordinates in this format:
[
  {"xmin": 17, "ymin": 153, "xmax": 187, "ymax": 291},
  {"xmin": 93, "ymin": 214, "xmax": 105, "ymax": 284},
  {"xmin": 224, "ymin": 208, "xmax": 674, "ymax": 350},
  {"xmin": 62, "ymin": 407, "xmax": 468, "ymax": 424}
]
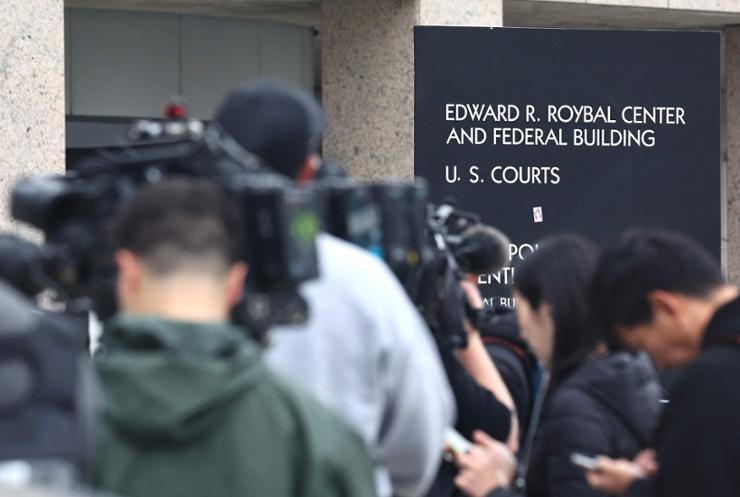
[
  {"xmin": 525, "ymin": 351, "xmax": 661, "ymax": 497},
  {"xmin": 428, "ymin": 343, "xmax": 516, "ymax": 497},
  {"xmin": 478, "ymin": 306, "xmax": 541, "ymax": 442},
  {"xmin": 452, "ymin": 234, "xmax": 663, "ymax": 497},
  {"xmin": 427, "ymin": 279, "xmax": 520, "ymax": 497},
  {"xmin": 516, "ymin": 235, "xmax": 662, "ymax": 497},
  {"xmin": 585, "ymin": 228, "xmax": 740, "ymax": 497}
]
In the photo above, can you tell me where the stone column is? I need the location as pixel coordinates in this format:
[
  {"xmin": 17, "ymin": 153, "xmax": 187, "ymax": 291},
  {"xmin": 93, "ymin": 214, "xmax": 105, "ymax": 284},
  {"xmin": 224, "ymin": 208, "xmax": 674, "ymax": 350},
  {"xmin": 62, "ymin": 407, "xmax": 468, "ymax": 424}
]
[
  {"xmin": 0, "ymin": 0, "xmax": 66, "ymax": 232},
  {"xmin": 725, "ymin": 27, "xmax": 740, "ymax": 283},
  {"xmin": 418, "ymin": 0, "xmax": 502, "ymax": 26},
  {"xmin": 321, "ymin": 0, "xmax": 502, "ymax": 180}
]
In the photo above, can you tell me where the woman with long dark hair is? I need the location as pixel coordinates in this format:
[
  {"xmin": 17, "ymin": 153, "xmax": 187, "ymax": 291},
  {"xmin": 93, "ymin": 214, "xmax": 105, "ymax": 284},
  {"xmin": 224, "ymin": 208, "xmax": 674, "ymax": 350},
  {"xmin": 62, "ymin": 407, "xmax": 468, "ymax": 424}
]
[{"xmin": 513, "ymin": 234, "xmax": 662, "ymax": 497}]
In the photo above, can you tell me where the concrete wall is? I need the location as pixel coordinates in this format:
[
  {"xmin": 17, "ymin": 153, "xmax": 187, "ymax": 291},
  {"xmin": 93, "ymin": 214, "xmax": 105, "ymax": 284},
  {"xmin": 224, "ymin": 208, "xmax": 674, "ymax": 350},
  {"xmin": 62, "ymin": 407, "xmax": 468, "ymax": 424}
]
[
  {"xmin": 3, "ymin": 0, "xmax": 739, "ymax": 270},
  {"xmin": 419, "ymin": 0, "xmax": 502, "ymax": 25},
  {"xmin": 321, "ymin": 0, "xmax": 418, "ymax": 180},
  {"xmin": 725, "ymin": 27, "xmax": 740, "ymax": 283},
  {"xmin": 321, "ymin": 0, "xmax": 503, "ymax": 181},
  {"xmin": 0, "ymin": 0, "xmax": 66, "ymax": 232}
]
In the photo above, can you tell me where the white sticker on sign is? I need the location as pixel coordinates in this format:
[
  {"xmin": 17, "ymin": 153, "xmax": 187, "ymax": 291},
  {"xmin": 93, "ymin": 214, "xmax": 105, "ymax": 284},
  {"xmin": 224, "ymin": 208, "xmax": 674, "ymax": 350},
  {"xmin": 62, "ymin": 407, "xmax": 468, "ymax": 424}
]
[{"xmin": 533, "ymin": 206, "xmax": 543, "ymax": 223}]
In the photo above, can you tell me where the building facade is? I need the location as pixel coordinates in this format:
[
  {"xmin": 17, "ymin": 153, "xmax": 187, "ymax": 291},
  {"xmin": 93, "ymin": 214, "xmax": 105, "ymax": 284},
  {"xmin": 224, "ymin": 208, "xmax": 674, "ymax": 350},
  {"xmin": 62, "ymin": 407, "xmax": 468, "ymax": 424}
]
[{"xmin": 3, "ymin": 0, "xmax": 740, "ymax": 277}]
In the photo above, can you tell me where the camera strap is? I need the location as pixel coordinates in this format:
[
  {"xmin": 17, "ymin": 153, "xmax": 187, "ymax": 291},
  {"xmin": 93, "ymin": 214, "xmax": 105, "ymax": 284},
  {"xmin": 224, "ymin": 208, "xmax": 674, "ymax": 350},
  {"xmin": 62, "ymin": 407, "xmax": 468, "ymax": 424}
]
[{"xmin": 513, "ymin": 371, "xmax": 550, "ymax": 492}]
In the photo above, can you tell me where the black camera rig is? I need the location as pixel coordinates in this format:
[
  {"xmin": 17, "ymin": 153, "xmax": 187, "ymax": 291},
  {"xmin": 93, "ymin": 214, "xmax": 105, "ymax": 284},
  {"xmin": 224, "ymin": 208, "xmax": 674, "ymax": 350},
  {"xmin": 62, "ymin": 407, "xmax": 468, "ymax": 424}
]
[
  {"xmin": 320, "ymin": 176, "xmax": 508, "ymax": 348},
  {"xmin": 1, "ymin": 116, "xmax": 507, "ymax": 347},
  {"xmin": 6, "ymin": 122, "xmax": 320, "ymax": 341}
]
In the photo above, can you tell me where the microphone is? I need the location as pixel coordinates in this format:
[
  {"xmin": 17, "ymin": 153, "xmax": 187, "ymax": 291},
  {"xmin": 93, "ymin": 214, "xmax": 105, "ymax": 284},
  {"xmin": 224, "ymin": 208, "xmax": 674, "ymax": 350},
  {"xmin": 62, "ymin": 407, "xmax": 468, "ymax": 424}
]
[{"xmin": 453, "ymin": 224, "xmax": 510, "ymax": 275}]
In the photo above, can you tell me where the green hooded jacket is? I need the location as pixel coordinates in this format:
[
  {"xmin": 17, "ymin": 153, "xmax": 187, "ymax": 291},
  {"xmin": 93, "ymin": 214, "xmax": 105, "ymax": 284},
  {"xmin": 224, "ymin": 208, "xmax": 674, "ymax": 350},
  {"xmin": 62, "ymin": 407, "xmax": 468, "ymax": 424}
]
[{"xmin": 91, "ymin": 315, "xmax": 377, "ymax": 497}]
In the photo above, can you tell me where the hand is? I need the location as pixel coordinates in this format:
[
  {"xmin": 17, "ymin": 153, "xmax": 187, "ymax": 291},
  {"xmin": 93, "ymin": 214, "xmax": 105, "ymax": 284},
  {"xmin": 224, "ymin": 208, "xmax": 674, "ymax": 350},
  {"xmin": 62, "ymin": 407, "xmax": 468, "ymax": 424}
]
[
  {"xmin": 454, "ymin": 431, "xmax": 516, "ymax": 497},
  {"xmin": 585, "ymin": 456, "xmax": 646, "ymax": 496},
  {"xmin": 460, "ymin": 278, "xmax": 484, "ymax": 310},
  {"xmin": 633, "ymin": 449, "xmax": 658, "ymax": 476}
]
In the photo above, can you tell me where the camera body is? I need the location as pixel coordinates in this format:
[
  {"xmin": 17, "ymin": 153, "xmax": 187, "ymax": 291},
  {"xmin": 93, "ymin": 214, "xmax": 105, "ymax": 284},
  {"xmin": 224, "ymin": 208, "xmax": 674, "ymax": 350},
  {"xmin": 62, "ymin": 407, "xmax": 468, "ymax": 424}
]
[
  {"xmin": 227, "ymin": 173, "xmax": 320, "ymax": 335},
  {"xmin": 318, "ymin": 178, "xmax": 384, "ymax": 260},
  {"xmin": 4, "ymin": 116, "xmax": 503, "ymax": 346},
  {"xmin": 9, "ymin": 123, "xmax": 321, "ymax": 337},
  {"xmin": 319, "ymin": 177, "xmax": 494, "ymax": 349}
]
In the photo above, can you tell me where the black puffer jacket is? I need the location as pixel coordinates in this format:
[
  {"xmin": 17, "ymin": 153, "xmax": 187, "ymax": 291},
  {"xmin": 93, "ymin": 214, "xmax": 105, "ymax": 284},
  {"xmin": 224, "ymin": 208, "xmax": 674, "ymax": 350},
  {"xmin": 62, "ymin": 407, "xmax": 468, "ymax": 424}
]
[
  {"xmin": 526, "ymin": 352, "xmax": 662, "ymax": 497},
  {"xmin": 426, "ymin": 342, "xmax": 513, "ymax": 497},
  {"xmin": 627, "ymin": 297, "xmax": 740, "ymax": 497}
]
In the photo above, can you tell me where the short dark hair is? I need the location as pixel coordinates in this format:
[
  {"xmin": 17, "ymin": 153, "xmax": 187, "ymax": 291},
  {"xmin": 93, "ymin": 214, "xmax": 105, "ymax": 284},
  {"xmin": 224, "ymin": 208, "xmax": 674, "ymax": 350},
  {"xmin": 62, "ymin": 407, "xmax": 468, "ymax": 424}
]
[
  {"xmin": 109, "ymin": 179, "xmax": 240, "ymax": 276},
  {"xmin": 590, "ymin": 227, "xmax": 723, "ymax": 346},
  {"xmin": 514, "ymin": 234, "xmax": 599, "ymax": 384},
  {"xmin": 214, "ymin": 80, "xmax": 326, "ymax": 179}
]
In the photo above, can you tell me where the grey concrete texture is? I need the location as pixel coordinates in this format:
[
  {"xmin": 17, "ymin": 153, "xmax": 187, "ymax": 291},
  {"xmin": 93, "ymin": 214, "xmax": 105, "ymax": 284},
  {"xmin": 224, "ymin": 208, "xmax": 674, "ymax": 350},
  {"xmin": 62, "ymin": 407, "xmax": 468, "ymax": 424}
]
[
  {"xmin": 0, "ymin": 0, "xmax": 65, "ymax": 233},
  {"xmin": 514, "ymin": 0, "xmax": 740, "ymax": 11},
  {"xmin": 419, "ymin": 0, "xmax": 503, "ymax": 25},
  {"xmin": 725, "ymin": 28, "xmax": 740, "ymax": 283},
  {"xmin": 65, "ymin": 0, "xmax": 740, "ymax": 29},
  {"xmin": 669, "ymin": 0, "xmax": 740, "ymax": 12},
  {"xmin": 321, "ymin": 0, "xmax": 418, "ymax": 180},
  {"xmin": 506, "ymin": 0, "xmax": 740, "ymax": 28},
  {"xmin": 321, "ymin": 0, "xmax": 502, "ymax": 181}
]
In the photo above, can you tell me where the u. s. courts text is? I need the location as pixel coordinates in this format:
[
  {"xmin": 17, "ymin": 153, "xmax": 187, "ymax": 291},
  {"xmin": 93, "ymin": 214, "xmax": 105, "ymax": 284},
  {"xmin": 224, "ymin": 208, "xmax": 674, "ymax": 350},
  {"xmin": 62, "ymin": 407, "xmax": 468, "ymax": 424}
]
[{"xmin": 445, "ymin": 165, "xmax": 560, "ymax": 185}]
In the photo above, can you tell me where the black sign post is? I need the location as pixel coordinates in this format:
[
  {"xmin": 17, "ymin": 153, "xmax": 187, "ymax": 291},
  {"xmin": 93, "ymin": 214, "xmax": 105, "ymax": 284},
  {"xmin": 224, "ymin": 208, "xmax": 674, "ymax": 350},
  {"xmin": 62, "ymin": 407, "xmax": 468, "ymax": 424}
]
[{"xmin": 414, "ymin": 27, "xmax": 720, "ymax": 306}]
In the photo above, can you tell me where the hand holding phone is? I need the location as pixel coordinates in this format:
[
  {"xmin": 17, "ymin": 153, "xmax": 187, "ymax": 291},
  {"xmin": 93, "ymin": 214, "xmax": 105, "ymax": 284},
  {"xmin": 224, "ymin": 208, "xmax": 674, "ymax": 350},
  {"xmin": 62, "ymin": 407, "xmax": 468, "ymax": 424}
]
[
  {"xmin": 453, "ymin": 431, "xmax": 516, "ymax": 497},
  {"xmin": 443, "ymin": 428, "xmax": 474, "ymax": 461},
  {"xmin": 571, "ymin": 453, "xmax": 599, "ymax": 471},
  {"xmin": 580, "ymin": 454, "xmax": 647, "ymax": 496}
]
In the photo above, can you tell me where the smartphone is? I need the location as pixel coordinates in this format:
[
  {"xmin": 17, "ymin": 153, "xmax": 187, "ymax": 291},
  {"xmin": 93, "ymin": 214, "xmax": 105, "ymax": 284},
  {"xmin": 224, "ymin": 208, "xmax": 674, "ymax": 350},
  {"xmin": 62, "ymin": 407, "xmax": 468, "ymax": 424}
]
[
  {"xmin": 443, "ymin": 428, "xmax": 474, "ymax": 461},
  {"xmin": 570, "ymin": 453, "xmax": 599, "ymax": 471}
]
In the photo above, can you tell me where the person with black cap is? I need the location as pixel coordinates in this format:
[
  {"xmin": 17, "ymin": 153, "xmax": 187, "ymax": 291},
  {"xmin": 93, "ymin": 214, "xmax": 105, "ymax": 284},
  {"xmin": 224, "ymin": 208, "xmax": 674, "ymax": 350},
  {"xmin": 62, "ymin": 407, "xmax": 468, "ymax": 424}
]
[{"xmin": 215, "ymin": 81, "xmax": 455, "ymax": 497}]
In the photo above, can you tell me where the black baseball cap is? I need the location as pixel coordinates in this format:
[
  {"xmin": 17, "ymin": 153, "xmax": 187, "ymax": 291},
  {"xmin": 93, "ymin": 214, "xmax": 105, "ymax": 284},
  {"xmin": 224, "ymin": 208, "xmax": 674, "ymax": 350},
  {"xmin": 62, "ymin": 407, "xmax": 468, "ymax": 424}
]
[{"xmin": 214, "ymin": 80, "xmax": 326, "ymax": 178}]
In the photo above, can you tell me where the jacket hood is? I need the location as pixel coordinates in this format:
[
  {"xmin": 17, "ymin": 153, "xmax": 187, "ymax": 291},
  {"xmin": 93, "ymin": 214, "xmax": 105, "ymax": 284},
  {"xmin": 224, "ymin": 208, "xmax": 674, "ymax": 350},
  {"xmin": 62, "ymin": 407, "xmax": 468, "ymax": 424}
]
[
  {"xmin": 561, "ymin": 352, "xmax": 662, "ymax": 446},
  {"xmin": 95, "ymin": 315, "xmax": 265, "ymax": 443}
]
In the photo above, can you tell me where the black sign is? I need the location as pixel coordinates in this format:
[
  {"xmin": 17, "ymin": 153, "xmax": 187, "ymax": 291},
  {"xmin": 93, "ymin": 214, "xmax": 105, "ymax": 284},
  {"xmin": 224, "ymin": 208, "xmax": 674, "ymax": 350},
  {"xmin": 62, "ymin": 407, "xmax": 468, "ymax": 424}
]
[{"xmin": 415, "ymin": 27, "xmax": 720, "ymax": 307}]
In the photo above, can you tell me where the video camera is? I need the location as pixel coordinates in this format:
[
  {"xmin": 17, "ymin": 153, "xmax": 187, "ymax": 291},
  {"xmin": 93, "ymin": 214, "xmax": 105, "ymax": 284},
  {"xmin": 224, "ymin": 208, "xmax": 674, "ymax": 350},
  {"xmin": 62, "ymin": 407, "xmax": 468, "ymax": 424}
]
[
  {"xmin": 319, "ymin": 175, "xmax": 508, "ymax": 348},
  {"xmin": 0, "ymin": 112, "xmax": 506, "ymax": 347},
  {"xmin": 3, "ymin": 120, "xmax": 321, "ymax": 341},
  {"xmin": 318, "ymin": 178, "xmax": 430, "ymax": 290}
]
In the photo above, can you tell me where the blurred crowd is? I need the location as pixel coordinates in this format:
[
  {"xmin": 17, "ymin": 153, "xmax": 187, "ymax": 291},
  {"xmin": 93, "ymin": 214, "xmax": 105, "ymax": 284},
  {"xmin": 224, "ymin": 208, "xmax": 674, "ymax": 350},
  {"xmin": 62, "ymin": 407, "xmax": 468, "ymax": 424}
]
[{"xmin": 0, "ymin": 82, "xmax": 737, "ymax": 497}]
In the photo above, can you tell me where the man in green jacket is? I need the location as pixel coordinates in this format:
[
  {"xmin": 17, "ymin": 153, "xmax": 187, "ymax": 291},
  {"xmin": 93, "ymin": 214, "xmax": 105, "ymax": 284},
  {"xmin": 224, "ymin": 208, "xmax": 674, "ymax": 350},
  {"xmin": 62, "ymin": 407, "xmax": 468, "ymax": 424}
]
[{"xmin": 91, "ymin": 178, "xmax": 377, "ymax": 497}]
